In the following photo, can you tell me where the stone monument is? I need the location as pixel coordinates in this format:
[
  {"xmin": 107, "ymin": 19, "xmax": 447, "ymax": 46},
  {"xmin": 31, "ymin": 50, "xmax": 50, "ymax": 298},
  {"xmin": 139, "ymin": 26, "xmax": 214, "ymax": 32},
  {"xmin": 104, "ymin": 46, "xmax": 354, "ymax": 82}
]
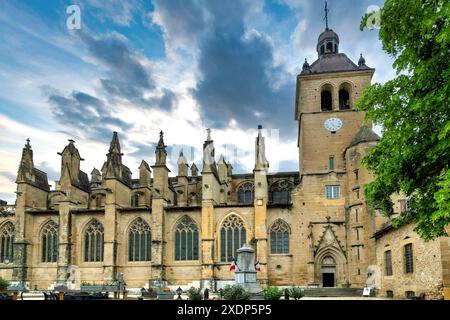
[{"xmin": 234, "ymin": 244, "xmax": 262, "ymax": 294}]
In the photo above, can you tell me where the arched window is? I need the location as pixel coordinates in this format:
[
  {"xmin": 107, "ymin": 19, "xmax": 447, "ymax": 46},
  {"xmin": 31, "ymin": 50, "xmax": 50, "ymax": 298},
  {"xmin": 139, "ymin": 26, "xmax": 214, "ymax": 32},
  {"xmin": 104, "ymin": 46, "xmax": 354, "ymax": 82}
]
[
  {"xmin": 237, "ymin": 182, "xmax": 254, "ymax": 204},
  {"xmin": 41, "ymin": 220, "xmax": 58, "ymax": 263},
  {"xmin": 131, "ymin": 193, "xmax": 139, "ymax": 207},
  {"xmin": 326, "ymin": 42, "xmax": 333, "ymax": 53},
  {"xmin": 270, "ymin": 220, "xmax": 290, "ymax": 254},
  {"xmin": 84, "ymin": 219, "xmax": 104, "ymax": 262},
  {"xmin": 320, "ymin": 45, "xmax": 325, "ymax": 55},
  {"xmin": 174, "ymin": 216, "xmax": 199, "ymax": 261},
  {"xmin": 129, "ymin": 218, "xmax": 152, "ymax": 261},
  {"xmin": 220, "ymin": 215, "xmax": 246, "ymax": 262},
  {"xmin": 339, "ymin": 89, "xmax": 350, "ymax": 109},
  {"xmin": 269, "ymin": 180, "xmax": 293, "ymax": 204},
  {"xmin": 0, "ymin": 222, "xmax": 14, "ymax": 263},
  {"xmin": 321, "ymin": 90, "xmax": 332, "ymax": 111}
]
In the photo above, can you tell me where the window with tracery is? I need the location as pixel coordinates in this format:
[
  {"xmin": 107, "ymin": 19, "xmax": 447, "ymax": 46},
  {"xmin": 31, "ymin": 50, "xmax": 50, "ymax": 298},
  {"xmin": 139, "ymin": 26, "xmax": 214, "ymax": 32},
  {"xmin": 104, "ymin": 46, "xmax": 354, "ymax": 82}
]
[
  {"xmin": 41, "ymin": 220, "xmax": 58, "ymax": 263},
  {"xmin": 270, "ymin": 220, "xmax": 290, "ymax": 254},
  {"xmin": 237, "ymin": 182, "xmax": 254, "ymax": 204},
  {"xmin": 129, "ymin": 218, "xmax": 151, "ymax": 261},
  {"xmin": 0, "ymin": 222, "xmax": 14, "ymax": 263},
  {"xmin": 175, "ymin": 216, "xmax": 199, "ymax": 261},
  {"xmin": 84, "ymin": 219, "xmax": 104, "ymax": 262},
  {"xmin": 220, "ymin": 215, "xmax": 246, "ymax": 262},
  {"xmin": 270, "ymin": 180, "xmax": 293, "ymax": 204}
]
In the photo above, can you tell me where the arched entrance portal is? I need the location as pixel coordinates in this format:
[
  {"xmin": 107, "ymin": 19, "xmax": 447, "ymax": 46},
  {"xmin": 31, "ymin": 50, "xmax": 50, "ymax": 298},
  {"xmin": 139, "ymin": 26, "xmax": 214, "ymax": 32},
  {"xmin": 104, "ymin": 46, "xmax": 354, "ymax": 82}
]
[{"xmin": 321, "ymin": 256, "xmax": 336, "ymax": 287}]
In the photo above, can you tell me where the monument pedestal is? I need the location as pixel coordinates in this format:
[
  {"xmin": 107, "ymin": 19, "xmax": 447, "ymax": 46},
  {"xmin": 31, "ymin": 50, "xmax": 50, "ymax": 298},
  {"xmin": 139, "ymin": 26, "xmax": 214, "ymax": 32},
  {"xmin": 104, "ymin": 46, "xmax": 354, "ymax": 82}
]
[{"xmin": 234, "ymin": 244, "xmax": 263, "ymax": 295}]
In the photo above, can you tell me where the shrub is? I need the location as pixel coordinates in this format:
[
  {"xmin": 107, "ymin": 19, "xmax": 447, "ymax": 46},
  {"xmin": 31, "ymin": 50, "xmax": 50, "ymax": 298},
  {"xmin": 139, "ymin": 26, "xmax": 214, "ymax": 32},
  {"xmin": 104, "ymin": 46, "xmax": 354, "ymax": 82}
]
[
  {"xmin": 289, "ymin": 287, "xmax": 305, "ymax": 300},
  {"xmin": 0, "ymin": 276, "xmax": 10, "ymax": 290},
  {"xmin": 187, "ymin": 287, "xmax": 203, "ymax": 300},
  {"xmin": 263, "ymin": 286, "xmax": 283, "ymax": 300},
  {"xmin": 222, "ymin": 285, "xmax": 250, "ymax": 300}
]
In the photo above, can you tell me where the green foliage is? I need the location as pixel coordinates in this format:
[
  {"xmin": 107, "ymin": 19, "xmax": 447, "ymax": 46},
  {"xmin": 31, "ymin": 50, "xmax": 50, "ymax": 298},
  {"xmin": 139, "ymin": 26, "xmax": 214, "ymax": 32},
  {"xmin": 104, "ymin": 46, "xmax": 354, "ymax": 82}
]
[
  {"xmin": 358, "ymin": 0, "xmax": 450, "ymax": 240},
  {"xmin": 289, "ymin": 287, "xmax": 305, "ymax": 300},
  {"xmin": 0, "ymin": 276, "xmax": 10, "ymax": 290},
  {"xmin": 222, "ymin": 285, "xmax": 250, "ymax": 300},
  {"xmin": 187, "ymin": 287, "xmax": 203, "ymax": 300},
  {"xmin": 263, "ymin": 286, "xmax": 283, "ymax": 300}
]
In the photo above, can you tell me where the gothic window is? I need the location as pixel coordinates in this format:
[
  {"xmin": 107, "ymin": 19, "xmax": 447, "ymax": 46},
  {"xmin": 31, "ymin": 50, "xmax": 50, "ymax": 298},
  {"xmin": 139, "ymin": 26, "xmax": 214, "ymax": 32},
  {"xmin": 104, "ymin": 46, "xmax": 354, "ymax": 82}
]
[
  {"xmin": 84, "ymin": 219, "xmax": 104, "ymax": 262},
  {"xmin": 237, "ymin": 182, "xmax": 254, "ymax": 204},
  {"xmin": 385, "ymin": 250, "xmax": 393, "ymax": 276},
  {"xmin": 0, "ymin": 222, "xmax": 14, "ymax": 263},
  {"xmin": 404, "ymin": 243, "xmax": 413, "ymax": 273},
  {"xmin": 270, "ymin": 220, "xmax": 290, "ymax": 254},
  {"xmin": 321, "ymin": 90, "xmax": 332, "ymax": 111},
  {"xmin": 269, "ymin": 180, "xmax": 293, "ymax": 204},
  {"xmin": 128, "ymin": 218, "xmax": 151, "ymax": 261},
  {"xmin": 339, "ymin": 89, "xmax": 350, "ymax": 109},
  {"xmin": 174, "ymin": 216, "xmax": 199, "ymax": 261},
  {"xmin": 220, "ymin": 215, "xmax": 246, "ymax": 262},
  {"xmin": 41, "ymin": 220, "xmax": 58, "ymax": 263}
]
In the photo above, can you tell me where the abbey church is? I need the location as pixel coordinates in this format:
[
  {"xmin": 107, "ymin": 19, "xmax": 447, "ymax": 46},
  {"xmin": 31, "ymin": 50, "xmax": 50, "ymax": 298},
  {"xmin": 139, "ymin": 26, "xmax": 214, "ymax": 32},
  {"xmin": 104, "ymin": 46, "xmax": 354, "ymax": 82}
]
[{"xmin": 1, "ymin": 19, "xmax": 449, "ymax": 299}]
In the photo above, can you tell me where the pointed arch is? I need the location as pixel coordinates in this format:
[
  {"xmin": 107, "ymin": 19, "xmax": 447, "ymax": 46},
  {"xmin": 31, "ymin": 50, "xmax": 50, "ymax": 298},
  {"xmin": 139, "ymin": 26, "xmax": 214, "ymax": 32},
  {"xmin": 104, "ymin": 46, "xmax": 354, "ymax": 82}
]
[
  {"xmin": 84, "ymin": 219, "xmax": 104, "ymax": 262},
  {"xmin": 174, "ymin": 215, "xmax": 199, "ymax": 261},
  {"xmin": 236, "ymin": 181, "xmax": 254, "ymax": 204},
  {"xmin": 128, "ymin": 217, "xmax": 151, "ymax": 261},
  {"xmin": 219, "ymin": 214, "xmax": 247, "ymax": 262},
  {"xmin": 0, "ymin": 221, "xmax": 14, "ymax": 263},
  {"xmin": 269, "ymin": 219, "xmax": 291, "ymax": 254},
  {"xmin": 41, "ymin": 220, "xmax": 58, "ymax": 263},
  {"xmin": 269, "ymin": 180, "xmax": 294, "ymax": 204}
]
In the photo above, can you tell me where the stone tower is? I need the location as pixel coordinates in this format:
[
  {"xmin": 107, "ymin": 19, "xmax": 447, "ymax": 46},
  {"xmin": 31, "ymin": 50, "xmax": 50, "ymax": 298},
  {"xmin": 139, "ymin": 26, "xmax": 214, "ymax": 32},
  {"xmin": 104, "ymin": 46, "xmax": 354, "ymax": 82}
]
[{"xmin": 294, "ymin": 10, "xmax": 380, "ymax": 287}]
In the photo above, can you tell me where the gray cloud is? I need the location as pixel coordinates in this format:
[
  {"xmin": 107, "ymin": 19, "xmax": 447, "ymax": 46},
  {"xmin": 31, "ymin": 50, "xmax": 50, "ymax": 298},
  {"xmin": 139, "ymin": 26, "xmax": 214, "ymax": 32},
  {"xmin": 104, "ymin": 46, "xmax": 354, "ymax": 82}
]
[
  {"xmin": 45, "ymin": 88, "xmax": 131, "ymax": 142},
  {"xmin": 152, "ymin": 0, "xmax": 296, "ymax": 137}
]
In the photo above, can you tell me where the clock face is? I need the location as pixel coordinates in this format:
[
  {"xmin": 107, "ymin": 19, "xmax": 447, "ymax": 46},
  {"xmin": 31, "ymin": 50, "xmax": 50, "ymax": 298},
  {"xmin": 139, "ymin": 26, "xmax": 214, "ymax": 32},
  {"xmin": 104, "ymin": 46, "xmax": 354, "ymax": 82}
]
[{"xmin": 324, "ymin": 118, "xmax": 343, "ymax": 132}]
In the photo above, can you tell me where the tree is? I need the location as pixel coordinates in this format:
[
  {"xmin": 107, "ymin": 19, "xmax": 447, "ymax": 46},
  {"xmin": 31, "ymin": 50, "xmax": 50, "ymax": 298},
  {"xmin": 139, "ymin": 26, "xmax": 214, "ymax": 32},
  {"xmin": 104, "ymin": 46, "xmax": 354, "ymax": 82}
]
[{"xmin": 358, "ymin": 0, "xmax": 450, "ymax": 240}]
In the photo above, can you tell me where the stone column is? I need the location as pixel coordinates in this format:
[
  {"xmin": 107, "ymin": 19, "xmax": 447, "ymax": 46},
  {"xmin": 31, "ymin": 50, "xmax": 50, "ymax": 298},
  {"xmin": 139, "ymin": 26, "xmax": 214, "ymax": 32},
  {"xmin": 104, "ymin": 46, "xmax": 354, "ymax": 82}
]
[
  {"xmin": 150, "ymin": 197, "xmax": 166, "ymax": 286},
  {"xmin": 200, "ymin": 200, "xmax": 215, "ymax": 289},
  {"xmin": 103, "ymin": 179, "xmax": 118, "ymax": 281},
  {"xmin": 56, "ymin": 198, "xmax": 74, "ymax": 287}
]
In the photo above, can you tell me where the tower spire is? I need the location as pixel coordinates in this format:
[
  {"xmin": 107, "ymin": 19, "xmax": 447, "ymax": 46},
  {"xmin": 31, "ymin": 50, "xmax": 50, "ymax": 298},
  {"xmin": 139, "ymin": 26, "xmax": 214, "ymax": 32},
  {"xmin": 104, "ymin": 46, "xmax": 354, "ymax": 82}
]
[
  {"xmin": 155, "ymin": 130, "xmax": 167, "ymax": 165},
  {"xmin": 324, "ymin": 1, "xmax": 329, "ymax": 30}
]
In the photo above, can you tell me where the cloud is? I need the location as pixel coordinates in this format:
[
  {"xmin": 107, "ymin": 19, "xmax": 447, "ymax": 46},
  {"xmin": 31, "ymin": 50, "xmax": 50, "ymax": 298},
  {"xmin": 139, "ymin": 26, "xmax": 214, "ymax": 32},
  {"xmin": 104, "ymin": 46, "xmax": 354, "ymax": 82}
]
[
  {"xmin": 0, "ymin": 171, "xmax": 16, "ymax": 182},
  {"xmin": 84, "ymin": 0, "xmax": 145, "ymax": 27},
  {"xmin": 152, "ymin": 0, "xmax": 296, "ymax": 137},
  {"xmin": 45, "ymin": 88, "xmax": 131, "ymax": 142}
]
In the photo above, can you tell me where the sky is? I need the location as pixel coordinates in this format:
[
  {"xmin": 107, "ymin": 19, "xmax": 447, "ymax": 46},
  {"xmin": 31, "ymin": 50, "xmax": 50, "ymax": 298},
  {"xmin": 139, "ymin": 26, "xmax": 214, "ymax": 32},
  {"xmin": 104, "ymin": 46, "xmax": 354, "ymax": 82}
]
[{"xmin": 0, "ymin": 0, "xmax": 394, "ymax": 204}]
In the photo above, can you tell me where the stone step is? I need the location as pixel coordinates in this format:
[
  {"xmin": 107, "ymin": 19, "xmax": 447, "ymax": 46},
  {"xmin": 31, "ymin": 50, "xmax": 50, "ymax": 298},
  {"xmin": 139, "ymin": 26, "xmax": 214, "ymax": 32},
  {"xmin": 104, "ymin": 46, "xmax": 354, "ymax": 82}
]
[{"xmin": 304, "ymin": 287, "xmax": 363, "ymax": 297}]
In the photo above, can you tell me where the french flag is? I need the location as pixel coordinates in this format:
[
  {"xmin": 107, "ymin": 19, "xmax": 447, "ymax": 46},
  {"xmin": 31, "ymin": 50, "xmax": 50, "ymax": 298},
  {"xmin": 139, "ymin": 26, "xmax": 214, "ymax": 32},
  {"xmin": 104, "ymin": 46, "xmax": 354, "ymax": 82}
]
[
  {"xmin": 230, "ymin": 258, "xmax": 237, "ymax": 271},
  {"xmin": 255, "ymin": 260, "xmax": 261, "ymax": 272}
]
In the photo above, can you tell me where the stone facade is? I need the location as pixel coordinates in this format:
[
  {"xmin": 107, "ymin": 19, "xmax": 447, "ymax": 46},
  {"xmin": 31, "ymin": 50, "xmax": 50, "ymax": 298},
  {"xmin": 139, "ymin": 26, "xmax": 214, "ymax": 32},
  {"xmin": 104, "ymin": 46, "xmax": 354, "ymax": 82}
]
[{"xmin": 0, "ymin": 25, "xmax": 449, "ymax": 299}]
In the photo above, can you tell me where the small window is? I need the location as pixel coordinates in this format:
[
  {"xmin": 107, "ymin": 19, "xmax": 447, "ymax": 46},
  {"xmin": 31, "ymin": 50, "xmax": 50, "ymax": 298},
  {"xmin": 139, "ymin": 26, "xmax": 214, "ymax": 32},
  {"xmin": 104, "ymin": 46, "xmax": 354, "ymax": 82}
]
[
  {"xmin": 325, "ymin": 185, "xmax": 340, "ymax": 199},
  {"xmin": 386, "ymin": 291, "xmax": 394, "ymax": 298},
  {"xmin": 406, "ymin": 291, "xmax": 415, "ymax": 299},
  {"xmin": 356, "ymin": 228, "xmax": 360, "ymax": 241},
  {"xmin": 329, "ymin": 156, "xmax": 335, "ymax": 171},
  {"xmin": 355, "ymin": 209, "xmax": 359, "ymax": 223},
  {"xmin": 326, "ymin": 42, "xmax": 333, "ymax": 53},
  {"xmin": 320, "ymin": 45, "xmax": 325, "ymax": 55},
  {"xmin": 131, "ymin": 193, "xmax": 139, "ymax": 207},
  {"xmin": 385, "ymin": 250, "xmax": 393, "ymax": 276},
  {"xmin": 354, "ymin": 169, "xmax": 359, "ymax": 180},
  {"xmin": 404, "ymin": 243, "xmax": 414, "ymax": 273}
]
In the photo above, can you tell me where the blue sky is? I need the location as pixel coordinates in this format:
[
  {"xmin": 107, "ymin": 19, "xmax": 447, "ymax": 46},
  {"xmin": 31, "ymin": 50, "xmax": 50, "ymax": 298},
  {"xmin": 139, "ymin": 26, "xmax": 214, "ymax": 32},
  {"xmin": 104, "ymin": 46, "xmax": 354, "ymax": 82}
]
[{"xmin": 0, "ymin": 0, "xmax": 394, "ymax": 203}]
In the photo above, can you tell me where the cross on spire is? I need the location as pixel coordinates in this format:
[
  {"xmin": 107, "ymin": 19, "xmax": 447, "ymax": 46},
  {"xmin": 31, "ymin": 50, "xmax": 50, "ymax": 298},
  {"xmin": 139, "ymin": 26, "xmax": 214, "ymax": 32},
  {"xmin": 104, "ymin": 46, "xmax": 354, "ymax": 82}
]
[{"xmin": 324, "ymin": 1, "xmax": 329, "ymax": 30}]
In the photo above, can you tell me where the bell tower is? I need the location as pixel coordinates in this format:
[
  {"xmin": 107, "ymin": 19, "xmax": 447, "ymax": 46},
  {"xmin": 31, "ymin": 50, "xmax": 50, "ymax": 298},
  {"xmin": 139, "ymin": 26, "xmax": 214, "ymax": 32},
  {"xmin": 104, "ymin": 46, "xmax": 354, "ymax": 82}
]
[{"xmin": 295, "ymin": 4, "xmax": 375, "ymax": 175}]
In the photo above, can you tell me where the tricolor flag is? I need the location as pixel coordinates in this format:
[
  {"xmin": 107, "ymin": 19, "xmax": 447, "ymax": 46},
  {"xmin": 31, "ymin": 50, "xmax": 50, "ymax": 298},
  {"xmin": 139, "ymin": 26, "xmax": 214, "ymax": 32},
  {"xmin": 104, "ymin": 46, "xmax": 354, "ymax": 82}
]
[
  {"xmin": 255, "ymin": 260, "xmax": 261, "ymax": 272},
  {"xmin": 230, "ymin": 258, "xmax": 237, "ymax": 271}
]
